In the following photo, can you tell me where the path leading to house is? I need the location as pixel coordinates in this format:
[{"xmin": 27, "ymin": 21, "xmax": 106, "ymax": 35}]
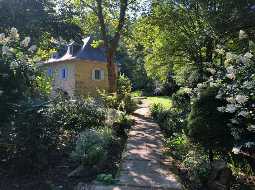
[{"xmin": 77, "ymin": 99, "xmax": 182, "ymax": 190}]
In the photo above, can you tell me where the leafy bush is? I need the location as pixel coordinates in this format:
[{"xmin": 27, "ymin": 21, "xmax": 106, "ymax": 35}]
[
  {"xmin": 172, "ymin": 88, "xmax": 191, "ymax": 114},
  {"xmin": 71, "ymin": 128, "xmax": 112, "ymax": 166},
  {"xmin": 50, "ymin": 97, "xmax": 106, "ymax": 132},
  {"xmin": 151, "ymin": 103, "xmax": 186, "ymax": 136},
  {"xmin": 150, "ymin": 103, "xmax": 164, "ymax": 120},
  {"xmin": 96, "ymin": 173, "xmax": 115, "ymax": 185},
  {"xmin": 165, "ymin": 134, "xmax": 210, "ymax": 187},
  {"xmin": 112, "ymin": 113, "xmax": 134, "ymax": 137},
  {"xmin": 97, "ymin": 75, "xmax": 137, "ymax": 113},
  {"xmin": 187, "ymin": 87, "xmax": 234, "ymax": 159}
]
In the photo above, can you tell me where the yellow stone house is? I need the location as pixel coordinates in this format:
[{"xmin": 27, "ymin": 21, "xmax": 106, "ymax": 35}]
[{"xmin": 40, "ymin": 37, "xmax": 109, "ymax": 97}]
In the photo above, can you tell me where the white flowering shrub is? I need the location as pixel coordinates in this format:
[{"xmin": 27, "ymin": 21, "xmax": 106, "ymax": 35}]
[{"xmin": 194, "ymin": 30, "xmax": 255, "ymax": 158}]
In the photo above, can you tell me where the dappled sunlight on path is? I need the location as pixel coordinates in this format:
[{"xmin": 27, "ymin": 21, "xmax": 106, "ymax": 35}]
[{"xmin": 78, "ymin": 99, "xmax": 182, "ymax": 190}]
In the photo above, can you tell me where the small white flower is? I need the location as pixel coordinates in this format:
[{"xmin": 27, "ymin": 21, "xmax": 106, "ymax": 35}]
[
  {"xmin": 217, "ymin": 107, "xmax": 225, "ymax": 112},
  {"xmin": 21, "ymin": 37, "xmax": 31, "ymax": 47},
  {"xmin": 226, "ymin": 52, "xmax": 238, "ymax": 61},
  {"xmin": 235, "ymin": 95, "xmax": 248, "ymax": 104},
  {"xmin": 243, "ymin": 81, "xmax": 253, "ymax": 89},
  {"xmin": 244, "ymin": 52, "xmax": 253, "ymax": 59},
  {"xmin": 247, "ymin": 125, "xmax": 255, "ymax": 131},
  {"xmin": 0, "ymin": 33, "xmax": 5, "ymax": 43},
  {"xmin": 226, "ymin": 104, "xmax": 236, "ymax": 113},
  {"xmin": 207, "ymin": 68, "xmax": 216, "ymax": 75},
  {"xmin": 230, "ymin": 119, "xmax": 239, "ymax": 124},
  {"xmin": 28, "ymin": 45, "xmax": 37, "ymax": 52},
  {"xmin": 10, "ymin": 27, "xmax": 19, "ymax": 40},
  {"xmin": 239, "ymin": 30, "xmax": 248, "ymax": 39},
  {"xmin": 2, "ymin": 45, "xmax": 12, "ymax": 55},
  {"xmin": 0, "ymin": 90, "xmax": 3, "ymax": 96},
  {"xmin": 238, "ymin": 111, "xmax": 249, "ymax": 117},
  {"xmin": 226, "ymin": 73, "xmax": 236, "ymax": 80},
  {"xmin": 226, "ymin": 66, "xmax": 235, "ymax": 73},
  {"xmin": 215, "ymin": 48, "xmax": 225, "ymax": 55},
  {"xmin": 232, "ymin": 147, "xmax": 241, "ymax": 154},
  {"xmin": 226, "ymin": 97, "xmax": 236, "ymax": 104}
]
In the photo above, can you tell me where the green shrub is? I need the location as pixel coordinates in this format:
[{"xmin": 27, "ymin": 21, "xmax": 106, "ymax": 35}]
[
  {"xmin": 97, "ymin": 90, "xmax": 119, "ymax": 109},
  {"xmin": 0, "ymin": 101, "xmax": 62, "ymax": 172},
  {"xmin": 160, "ymin": 110, "xmax": 187, "ymax": 136},
  {"xmin": 71, "ymin": 128, "xmax": 112, "ymax": 166},
  {"xmin": 96, "ymin": 173, "xmax": 115, "ymax": 185},
  {"xmin": 112, "ymin": 113, "xmax": 134, "ymax": 137},
  {"xmin": 172, "ymin": 88, "xmax": 191, "ymax": 114},
  {"xmin": 150, "ymin": 103, "xmax": 164, "ymax": 121},
  {"xmin": 97, "ymin": 75, "xmax": 137, "ymax": 113},
  {"xmin": 187, "ymin": 87, "xmax": 234, "ymax": 159},
  {"xmin": 51, "ymin": 97, "xmax": 106, "ymax": 132},
  {"xmin": 117, "ymin": 74, "xmax": 132, "ymax": 99},
  {"xmin": 151, "ymin": 103, "xmax": 186, "ymax": 136}
]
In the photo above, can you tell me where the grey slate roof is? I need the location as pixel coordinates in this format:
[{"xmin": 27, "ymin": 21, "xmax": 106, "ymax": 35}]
[{"xmin": 45, "ymin": 36, "xmax": 107, "ymax": 64}]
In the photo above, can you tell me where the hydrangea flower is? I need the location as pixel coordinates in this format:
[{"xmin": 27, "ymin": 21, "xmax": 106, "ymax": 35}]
[
  {"xmin": 225, "ymin": 104, "xmax": 236, "ymax": 113},
  {"xmin": 0, "ymin": 33, "xmax": 5, "ymax": 44},
  {"xmin": 2, "ymin": 45, "xmax": 12, "ymax": 56},
  {"xmin": 244, "ymin": 52, "xmax": 253, "ymax": 59},
  {"xmin": 217, "ymin": 107, "xmax": 225, "ymax": 112},
  {"xmin": 21, "ymin": 37, "xmax": 31, "ymax": 47},
  {"xmin": 10, "ymin": 27, "xmax": 19, "ymax": 40},
  {"xmin": 206, "ymin": 68, "xmax": 216, "ymax": 75},
  {"xmin": 226, "ymin": 97, "xmax": 236, "ymax": 104},
  {"xmin": 235, "ymin": 95, "xmax": 248, "ymax": 104},
  {"xmin": 28, "ymin": 45, "xmax": 37, "ymax": 52},
  {"xmin": 239, "ymin": 30, "xmax": 248, "ymax": 39},
  {"xmin": 232, "ymin": 147, "xmax": 241, "ymax": 154},
  {"xmin": 226, "ymin": 73, "xmax": 235, "ymax": 80},
  {"xmin": 238, "ymin": 111, "xmax": 249, "ymax": 117}
]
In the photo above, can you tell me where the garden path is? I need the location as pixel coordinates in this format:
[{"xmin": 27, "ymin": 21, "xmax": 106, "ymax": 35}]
[{"xmin": 78, "ymin": 99, "xmax": 182, "ymax": 190}]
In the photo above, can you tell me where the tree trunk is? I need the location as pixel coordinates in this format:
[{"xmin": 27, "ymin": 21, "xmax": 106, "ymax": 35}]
[
  {"xmin": 205, "ymin": 36, "xmax": 213, "ymax": 63},
  {"xmin": 107, "ymin": 51, "xmax": 117, "ymax": 93},
  {"xmin": 209, "ymin": 149, "xmax": 214, "ymax": 163}
]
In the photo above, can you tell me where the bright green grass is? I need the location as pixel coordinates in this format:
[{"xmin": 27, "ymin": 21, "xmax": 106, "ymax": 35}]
[
  {"xmin": 131, "ymin": 90, "xmax": 142, "ymax": 97},
  {"xmin": 146, "ymin": 96, "xmax": 172, "ymax": 108}
]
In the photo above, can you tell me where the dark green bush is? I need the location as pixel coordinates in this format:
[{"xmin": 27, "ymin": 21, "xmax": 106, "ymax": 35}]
[
  {"xmin": 187, "ymin": 87, "xmax": 234, "ymax": 158},
  {"xmin": 51, "ymin": 97, "xmax": 106, "ymax": 132},
  {"xmin": 112, "ymin": 114, "xmax": 134, "ymax": 137},
  {"xmin": 172, "ymin": 89, "xmax": 191, "ymax": 114},
  {"xmin": 0, "ymin": 101, "xmax": 61, "ymax": 172},
  {"xmin": 150, "ymin": 103, "xmax": 186, "ymax": 136},
  {"xmin": 0, "ymin": 96, "xmax": 107, "ymax": 173}
]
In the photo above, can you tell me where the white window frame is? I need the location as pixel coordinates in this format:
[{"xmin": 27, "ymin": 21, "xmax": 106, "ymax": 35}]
[{"xmin": 92, "ymin": 69, "xmax": 104, "ymax": 81}]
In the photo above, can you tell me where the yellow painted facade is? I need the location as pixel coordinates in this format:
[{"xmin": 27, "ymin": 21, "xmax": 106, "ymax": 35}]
[
  {"xmin": 42, "ymin": 59, "xmax": 109, "ymax": 97},
  {"xmin": 75, "ymin": 60, "xmax": 109, "ymax": 96}
]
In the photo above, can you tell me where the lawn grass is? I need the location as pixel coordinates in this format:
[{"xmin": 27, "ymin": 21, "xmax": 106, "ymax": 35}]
[
  {"xmin": 146, "ymin": 96, "xmax": 172, "ymax": 109},
  {"xmin": 131, "ymin": 90, "xmax": 142, "ymax": 97}
]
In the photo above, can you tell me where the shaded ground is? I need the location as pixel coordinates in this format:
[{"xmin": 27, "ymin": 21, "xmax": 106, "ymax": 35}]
[{"xmin": 82, "ymin": 100, "xmax": 182, "ymax": 190}]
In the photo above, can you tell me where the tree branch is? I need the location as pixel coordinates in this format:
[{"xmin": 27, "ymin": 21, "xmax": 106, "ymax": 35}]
[
  {"xmin": 110, "ymin": 0, "xmax": 128, "ymax": 52},
  {"xmin": 96, "ymin": 0, "xmax": 109, "ymax": 48}
]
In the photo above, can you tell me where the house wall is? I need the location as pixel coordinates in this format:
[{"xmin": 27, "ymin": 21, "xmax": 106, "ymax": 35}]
[
  {"xmin": 42, "ymin": 61, "xmax": 76, "ymax": 97},
  {"xmin": 41, "ymin": 59, "xmax": 109, "ymax": 97},
  {"xmin": 75, "ymin": 60, "xmax": 109, "ymax": 96}
]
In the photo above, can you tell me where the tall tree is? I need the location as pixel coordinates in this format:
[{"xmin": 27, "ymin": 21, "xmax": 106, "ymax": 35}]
[{"xmin": 74, "ymin": 0, "xmax": 129, "ymax": 92}]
